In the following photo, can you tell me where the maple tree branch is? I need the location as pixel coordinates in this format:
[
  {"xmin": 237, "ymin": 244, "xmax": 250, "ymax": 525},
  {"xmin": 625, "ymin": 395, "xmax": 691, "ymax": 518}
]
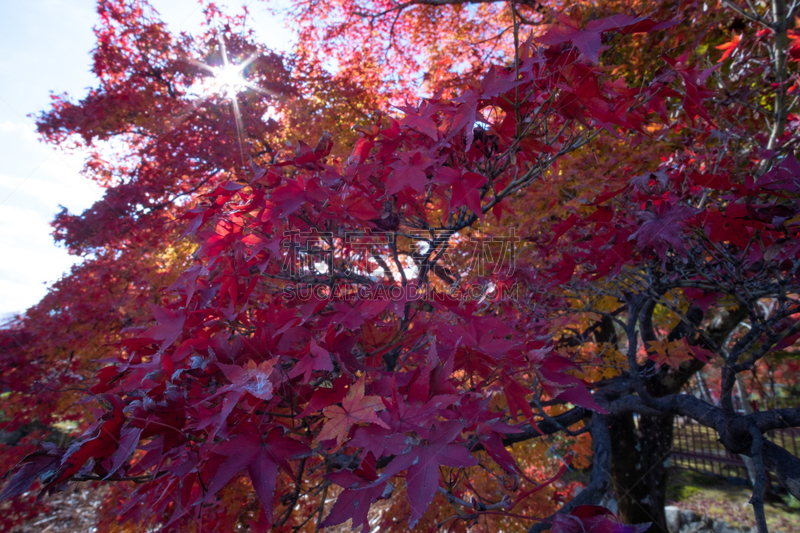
[
  {"xmin": 512, "ymin": 3, "xmax": 548, "ymax": 26},
  {"xmin": 610, "ymin": 392, "xmax": 800, "ymax": 500},
  {"xmin": 277, "ymin": 458, "xmax": 307, "ymax": 526},
  {"xmin": 555, "ymin": 308, "xmax": 624, "ymax": 349},
  {"xmin": 354, "ymin": 0, "xmax": 536, "ymax": 20},
  {"xmin": 790, "ymin": 0, "xmax": 800, "ymax": 19},
  {"xmin": 304, "ymin": 480, "xmax": 330, "ymax": 531},
  {"xmin": 732, "ymin": 319, "xmax": 800, "ymax": 373},
  {"xmin": 437, "ymin": 485, "xmax": 505, "ymax": 512},
  {"xmin": 762, "ymin": 439, "xmax": 800, "ymax": 498},
  {"xmin": 267, "ymin": 271, "xmax": 375, "ymax": 286},
  {"xmin": 527, "ymin": 414, "xmax": 612, "ymax": 533},
  {"xmin": 388, "ymin": 232, "xmax": 408, "ymax": 288},
  {"xmin": 370, "ymin": 252, "xmax": 394, "ymax": 281},
  {"xmin": 768, "ymin": 0, "xmax": 790, "ymax": 150},
  {"xmin": 499, "ymin": 407, "xmax": 591, "ymax": 447},
  {"xmin": 569, "ymin": 285, "xmax": 800, "ymax": 515},
  {"xmin": 748, "ymin": 425, "xmax": 770, "ymax": 533},
  {"xmin": 72, "ymin": 471, "xmax": 167, "ymax": 483},
  {"xmin": 530, "ymin": 393, "xmax": 589, "ymax": 437},
  {"xmin": 146, "ymin": 169, "xmax": 220, "ymax": 211},
  {"xmin": 638, "ymin": 295, "xmax": 659, "ymax": 346},
  {"xmin": 621, "ymin": 294, "xmax": 662, "ymax": 409},
  {"xmin": 602, "ymin": 394, "xmax": 663, "ymax": 417},
  {"xmin": 720, "ymin": 0, "xmax": 773, "ymax": 29},
  {"xmin": 747, "ymin": 408, "xmax": 800, "ymax": 432}
]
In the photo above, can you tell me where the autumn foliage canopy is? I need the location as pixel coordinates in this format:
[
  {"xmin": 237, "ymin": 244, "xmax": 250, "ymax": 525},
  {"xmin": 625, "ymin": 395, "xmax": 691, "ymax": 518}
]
[{"xmin": 2, "ymin": 1, "xmax": 800, "ymax": 532}]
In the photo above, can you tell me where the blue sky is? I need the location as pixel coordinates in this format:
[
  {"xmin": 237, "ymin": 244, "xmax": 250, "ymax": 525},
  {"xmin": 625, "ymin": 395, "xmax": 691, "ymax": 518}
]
[{"xmin": 0, "ymin": 0, "xmax": 293, "ymax": 319}]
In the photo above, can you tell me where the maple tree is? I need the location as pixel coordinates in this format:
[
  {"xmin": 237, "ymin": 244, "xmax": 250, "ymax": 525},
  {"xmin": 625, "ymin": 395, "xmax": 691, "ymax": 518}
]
[{"xmin": 2, "ymin": 0, "xmax": 800, "ymax": 532}]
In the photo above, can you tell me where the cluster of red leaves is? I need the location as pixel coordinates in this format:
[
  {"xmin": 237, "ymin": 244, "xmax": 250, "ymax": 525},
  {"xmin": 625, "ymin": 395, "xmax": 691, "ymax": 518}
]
[
  {"xmin": 538, "ymin": 150, "xmax": 800, "ymax": 291},
  {"xmin": 551, "ymin": 505, "xmax": 650, "ymax": 533},
  {"xmin": 0, "ymin": 16, "xmax": 684, "ymax": 531},
  {"xmin": 3, "ymin": 0, "xmax": 800, "ymax": 531}
]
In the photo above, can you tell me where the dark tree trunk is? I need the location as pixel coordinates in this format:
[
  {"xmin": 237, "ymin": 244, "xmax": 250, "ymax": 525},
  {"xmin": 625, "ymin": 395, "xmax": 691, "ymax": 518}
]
[
  {"xmin": 609, "ymin": 412, "xmax": 673, "ymax": 532},
  {"xmin": 608, "ymin": 305, "xmax": 744, "ymax": 530},
  {"xmin": 637, "ymin": 413, "xmax": 673, "ymax": 531}
]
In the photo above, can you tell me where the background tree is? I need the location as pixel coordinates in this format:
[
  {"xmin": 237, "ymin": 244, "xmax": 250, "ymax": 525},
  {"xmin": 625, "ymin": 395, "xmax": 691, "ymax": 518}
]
[
  {"xmin": 2, "ymin": 1, "xmax": 800, "ymax": 533},
  {"xmin": 0, "ymin": 1, "xmax": 370, "ymax": 528}
]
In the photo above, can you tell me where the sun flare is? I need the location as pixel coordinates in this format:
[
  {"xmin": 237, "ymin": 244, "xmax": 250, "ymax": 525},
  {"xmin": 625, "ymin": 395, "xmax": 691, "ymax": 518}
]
[
  {"xmin": 208, "ymin": 63, "xmax": 247, "ymax": 99},
  {"xmin": 181, "ymin": 35, "xmax": 278, "ymax": 165}
]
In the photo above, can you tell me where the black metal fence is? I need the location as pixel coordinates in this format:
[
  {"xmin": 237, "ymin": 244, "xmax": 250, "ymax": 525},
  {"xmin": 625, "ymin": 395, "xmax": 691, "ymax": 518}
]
[{"xmin": 671, "ymin": 398, "xmax": 800, "ymax": 483}]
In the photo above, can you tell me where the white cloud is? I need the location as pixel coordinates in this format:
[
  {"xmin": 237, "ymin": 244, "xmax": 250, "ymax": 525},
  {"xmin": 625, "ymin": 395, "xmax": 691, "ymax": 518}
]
[
  {"xmin": 0, "ymin": 205, "xmax": 81, "ymax": 317},
  {"xmin": 0, "ymin": 132, "xmax": 97, "ymax": 315},
  {"xmin": 0, "ymin": 121, "xmax": 38, "ymax": 141}
]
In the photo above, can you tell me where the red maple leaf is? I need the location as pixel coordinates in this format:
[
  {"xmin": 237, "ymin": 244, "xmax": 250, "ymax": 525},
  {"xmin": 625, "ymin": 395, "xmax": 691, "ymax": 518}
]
[
  {"xmin": 143, "ymin": 305, "xmax": 185, "ymax": 351},
  {"xmin": 274, "ymin": 131, "xmax": 333, "ymax": 170},
  {"xmin": 205, "ymin": 359, "xmax": 278, "ymax": 440},
  {"xmin": 288, "ymin": 339, "xmax": 333, "ymax": 383},
  {"xmin": 45, "ymin": 394, "xmax": 126, "ymax": 489},
  {"xmin": 629, "ymin": 203, "xmax": 700, "ymax": 260},
  {"xmin": 703, "ymin": 209, "xmax": 750, "ymax": 248},
  {"xmin": 552, "ymin": 505, "xmax": 651, "ymax": 533},
  {"xmin": 322, "ymin": 455, "xmax": 392, "ymax": 533},
  {"xmin": 0, "ymin": 448, "xmax": 61, "ymax": 501},
  {"xmin": 386, "ymin": 151, "xmax": 432, "ymax": 194},
  {"xmin": 398, "ymin": 100, "xmax": 440, "ymax": 139},
  {"xmin": 450, "ymin": 171, "xmax": 487, "ymax": 220},
  {"xmin": 539, "ymin": 14, "xmax": 677, "ymax": 64},
  {"xmin": 202, "ymin": 427, "xmax": 310, "ymax": 527},
  {"xmin": 450, "ymin": 89, "xmax": 480, "ymax": 148},
  {"xmin": 502, "ymin": 373, "xmax": 536, "ymax": 424},
  {"xmin": 480, "ymin": 64, "xmax": 524, "ymax": 98},
  {"xmin": 400, "ymin": 421, "xmax": 478, "ymax": 527},
  {"xmin": 346, "ymin": 196, "xmax": 379, "ymax": 220},
  {"xmin": 217, "ymin": 359, "xmax": 278, "ymax": 401},
  {"xmin": 322, "ymin": 482, "xmax": 391, "ymax": 533}
]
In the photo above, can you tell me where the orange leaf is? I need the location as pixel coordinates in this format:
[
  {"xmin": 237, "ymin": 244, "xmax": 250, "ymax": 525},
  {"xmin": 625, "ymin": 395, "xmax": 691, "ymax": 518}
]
[
  {"xmin": 716, "ymin": 34, "xmax": 741, "ymax": 62},
  {"xmin": 647, "ymin": 339, "xmax": 693, "ymax": 369},
  {"xmin": 318, "ymin": 375, "xmax": 389, "ymax": 446}
]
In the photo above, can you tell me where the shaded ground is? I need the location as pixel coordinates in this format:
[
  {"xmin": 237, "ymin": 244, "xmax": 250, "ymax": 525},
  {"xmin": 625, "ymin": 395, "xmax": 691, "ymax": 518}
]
[
  {"xmin": 6, "ymin": 485, "xmax": 106, "ymax": 533},
  {"xmin": 666, "ymin": 469, "xmax": 800, "ymax": 532},
  {"xmin": 8, "ymin": 468, "xmax": 800, "ymax": 531}
]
